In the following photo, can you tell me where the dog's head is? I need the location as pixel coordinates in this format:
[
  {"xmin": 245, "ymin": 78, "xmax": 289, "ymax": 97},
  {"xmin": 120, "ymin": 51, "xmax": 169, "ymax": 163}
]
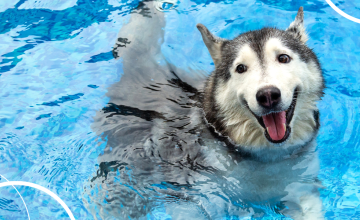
[{"xmin": 198, "ymin": 7, "xmax": 324, "ymax": 152}]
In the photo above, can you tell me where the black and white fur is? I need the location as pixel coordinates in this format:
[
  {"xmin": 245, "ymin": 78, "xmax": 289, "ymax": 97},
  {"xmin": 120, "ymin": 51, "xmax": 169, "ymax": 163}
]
[
  {"xmin": 85, "ymin": 5, "xmax": 325, "ymax": 220},
  {"xmin": 195, "ymin": 7, "xmax": 325, "ymax": 219},
  {"xmin": 198, "ymin": 7, "xmax": 324, "ymax": 162}
]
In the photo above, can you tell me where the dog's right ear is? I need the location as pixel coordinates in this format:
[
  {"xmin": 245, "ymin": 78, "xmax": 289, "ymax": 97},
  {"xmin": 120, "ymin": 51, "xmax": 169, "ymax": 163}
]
[
  {"xmin": 286, "ymin": 7, "xmax": 308, "ymax": 43},
  {"xmin": 197, "ymin": 24, "xmax": 225, "ymax": 68}
]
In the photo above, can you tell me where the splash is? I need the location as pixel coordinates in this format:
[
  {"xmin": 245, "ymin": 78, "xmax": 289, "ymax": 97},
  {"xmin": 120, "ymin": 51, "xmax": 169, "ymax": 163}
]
[{"xmin": 154, "ymin": 0, "xmax": 177, "ymax": 11}]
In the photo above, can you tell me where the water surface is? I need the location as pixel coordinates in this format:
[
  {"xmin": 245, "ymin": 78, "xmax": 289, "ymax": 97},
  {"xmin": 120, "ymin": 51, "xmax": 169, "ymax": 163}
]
[{"xmin": 0, "ymin": 0, "xmax": 360, "ymax": 219}]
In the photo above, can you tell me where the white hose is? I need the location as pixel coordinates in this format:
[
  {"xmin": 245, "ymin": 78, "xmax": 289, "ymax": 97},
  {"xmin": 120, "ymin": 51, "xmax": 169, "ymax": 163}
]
[
  {"xmin": 325, "ymin": 0, "xmax": 360, "ymax": 24},
  {"xmin": 0, "ymin": 175, "xmax": 30, "ymax": 220},
  {"xmin": 0, "ymin": 181, "xmax": 75, "ymax": 220}
]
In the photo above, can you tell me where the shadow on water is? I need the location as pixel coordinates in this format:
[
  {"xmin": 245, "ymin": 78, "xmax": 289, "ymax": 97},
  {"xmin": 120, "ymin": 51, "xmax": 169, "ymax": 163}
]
[{"xmin": 84, "ymin": 1, "xmax": 323, "ymax": 219}]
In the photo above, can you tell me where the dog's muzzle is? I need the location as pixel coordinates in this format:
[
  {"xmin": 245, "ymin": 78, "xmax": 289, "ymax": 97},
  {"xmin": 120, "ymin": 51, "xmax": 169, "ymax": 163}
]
[{"xmin": 247, "ymin": 88, "xmax": 298, "ymax": 144}]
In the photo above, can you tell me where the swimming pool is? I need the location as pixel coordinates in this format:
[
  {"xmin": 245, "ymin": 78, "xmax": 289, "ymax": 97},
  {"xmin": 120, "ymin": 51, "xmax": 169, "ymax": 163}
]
[{"xmin": 0, "ymin": 0, "xmax": 359, "ymax": 219}]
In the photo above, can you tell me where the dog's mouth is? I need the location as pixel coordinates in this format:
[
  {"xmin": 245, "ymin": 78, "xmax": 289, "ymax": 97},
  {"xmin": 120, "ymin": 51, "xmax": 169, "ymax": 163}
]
[{"xmin": 248, "ymin": 89, "xmax": 298, "ymax": 144}]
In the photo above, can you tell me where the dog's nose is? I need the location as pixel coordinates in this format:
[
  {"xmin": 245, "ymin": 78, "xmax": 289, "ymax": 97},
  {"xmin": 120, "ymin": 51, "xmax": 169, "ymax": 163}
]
[{"xmin": 256, "ymin": 86, "xmax": 281, "ymax": 109}]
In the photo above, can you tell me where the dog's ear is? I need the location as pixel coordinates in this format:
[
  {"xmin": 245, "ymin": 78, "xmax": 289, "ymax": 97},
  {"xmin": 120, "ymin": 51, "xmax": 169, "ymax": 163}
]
[
  {"xmin": 286, "ymin": 7, "xmax": 308, "ymax": 43},
  {"xmin": 197, "ymin": 23, "xmax": 225, "ymax": 67}
]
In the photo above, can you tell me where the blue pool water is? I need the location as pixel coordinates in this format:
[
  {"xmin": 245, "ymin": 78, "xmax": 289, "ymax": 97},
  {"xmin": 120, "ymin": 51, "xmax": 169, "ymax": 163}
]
[{"xmin": 0, "ymin": 0, "xmax": 360, "ymax": 219}]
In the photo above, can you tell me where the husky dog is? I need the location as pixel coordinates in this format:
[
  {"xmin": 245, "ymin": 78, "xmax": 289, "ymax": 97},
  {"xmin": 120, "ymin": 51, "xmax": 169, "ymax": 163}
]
[
  {"xmin": 86, "ymin": 4, "xmax": 325, "ymax": 220},
  {"xmin": 195, "ymin": 6, "xmax": 325, "ymax": 219},
  {"xmin": 197, "ymin": 7, "xmax": 324, "ymax": 162}
]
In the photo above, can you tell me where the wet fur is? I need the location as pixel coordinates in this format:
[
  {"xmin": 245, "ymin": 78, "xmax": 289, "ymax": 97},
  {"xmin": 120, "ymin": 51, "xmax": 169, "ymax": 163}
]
[
  {"xmin": 199, "ymin": 7, "xmax": 324, "ymax": 161},
  {"xmin": 85, "ymin": 4, "xmax": 326, "ymax": 220},
  {"xmin": 197, "ymin": 7, "xmax": 325, "ymax": 219}
]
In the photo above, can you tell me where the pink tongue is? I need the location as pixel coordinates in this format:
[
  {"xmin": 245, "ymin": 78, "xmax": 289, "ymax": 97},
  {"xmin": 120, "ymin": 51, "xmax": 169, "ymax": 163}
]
[{"xmin": 262, "ymin": 111, "xmax": 286, "ymax": 141}]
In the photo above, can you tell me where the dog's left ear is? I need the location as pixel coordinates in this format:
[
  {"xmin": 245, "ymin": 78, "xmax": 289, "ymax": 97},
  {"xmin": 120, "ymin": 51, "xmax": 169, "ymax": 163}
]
[
  {"xmin": 286, "ymin": 7, "xmax": 308, "ymax": 43},
  {"xmin": 197, "ymin": 23, "xmax": 225, "ymax": 68}
]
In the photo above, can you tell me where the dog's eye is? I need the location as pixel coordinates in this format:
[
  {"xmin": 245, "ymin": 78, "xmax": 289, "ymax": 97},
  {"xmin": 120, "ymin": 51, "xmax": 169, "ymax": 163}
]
[
  {"xmin": 278, "ymin": 54, "xmax": 291, "ymax": 63},
  {"xmin": 236, "ymin": 64, "xmax": 247, "ymax": 73}
]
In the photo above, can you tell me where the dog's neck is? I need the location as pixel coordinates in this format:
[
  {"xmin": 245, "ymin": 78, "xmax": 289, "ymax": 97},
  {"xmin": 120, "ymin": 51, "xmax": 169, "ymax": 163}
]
[{"xmin": 204, "ymin": 115, "xmax": 318, "ymax": 163}]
